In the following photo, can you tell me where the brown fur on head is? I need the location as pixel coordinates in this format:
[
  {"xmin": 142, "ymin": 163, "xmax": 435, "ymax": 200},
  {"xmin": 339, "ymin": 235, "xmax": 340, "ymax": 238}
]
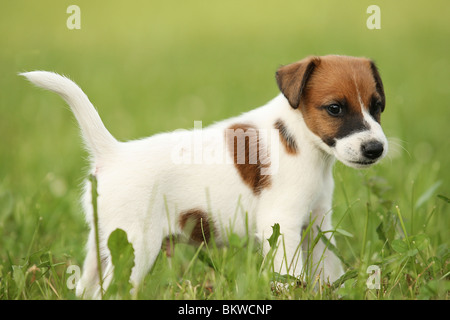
[{"xmin": 276, "ymin": 55, "xmax": 385, "ymax": 148}]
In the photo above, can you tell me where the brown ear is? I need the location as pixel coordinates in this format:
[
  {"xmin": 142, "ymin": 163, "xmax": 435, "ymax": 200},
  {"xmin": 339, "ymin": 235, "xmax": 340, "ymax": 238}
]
[
  {"xmin": 275, "ymin": 56, "xmax": 320, "ymax": 109},
  {"xmin": 370, "ymin": 60, "xmax": 386, "ymax": 111}
]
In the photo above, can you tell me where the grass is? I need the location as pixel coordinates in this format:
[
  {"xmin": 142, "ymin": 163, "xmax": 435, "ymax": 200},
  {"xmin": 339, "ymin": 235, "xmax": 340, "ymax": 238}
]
[{"xmin": 0, "ymin": 0, "xmax": 449, "ymax": 300}]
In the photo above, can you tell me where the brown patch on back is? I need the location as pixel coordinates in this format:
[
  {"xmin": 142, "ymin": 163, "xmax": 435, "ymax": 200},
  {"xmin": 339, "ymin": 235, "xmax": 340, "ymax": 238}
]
[
  {"xmin": 276, "ymin": 55, "xmax": 383, "ymax": 147},
  {"xmin": 179, "ymin": 209, "xmax": 214, "ymax": 243},
  {"xmin": 274, "ymin": 119, "xmax": 298, "ymax": 155},
  {"xmin": 225, "ymin": 123, "xmax": 271, "ymax": 195}
]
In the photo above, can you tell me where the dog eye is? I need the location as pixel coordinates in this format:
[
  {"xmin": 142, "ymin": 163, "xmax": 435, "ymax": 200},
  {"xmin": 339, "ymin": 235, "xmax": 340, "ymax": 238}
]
[
  {"xmin": 371, "ymin": 101, "xmax": 383, "ymax": 115},
  {"xmin": 326, "ymin": 104, "xmax": 343, "ymax": 116}
]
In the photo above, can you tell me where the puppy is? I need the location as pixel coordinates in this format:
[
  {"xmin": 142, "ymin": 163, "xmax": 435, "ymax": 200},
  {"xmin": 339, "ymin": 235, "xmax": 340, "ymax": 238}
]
[{"xmin": 21, "ymin": 55, "xmax": 387, "ymax": 298}]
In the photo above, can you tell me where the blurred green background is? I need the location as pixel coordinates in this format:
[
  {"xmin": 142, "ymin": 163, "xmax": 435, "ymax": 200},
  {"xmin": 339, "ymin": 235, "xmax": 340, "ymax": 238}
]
[{"xmin": 0, "ymin": 0, "xmax": 449, "ymax": 298}]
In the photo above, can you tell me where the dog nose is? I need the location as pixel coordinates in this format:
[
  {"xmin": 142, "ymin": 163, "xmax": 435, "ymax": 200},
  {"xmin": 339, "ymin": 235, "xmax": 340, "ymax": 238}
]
[{"xmin": 361, "ymin": 140, "xmax": 384, "ymax": 160}]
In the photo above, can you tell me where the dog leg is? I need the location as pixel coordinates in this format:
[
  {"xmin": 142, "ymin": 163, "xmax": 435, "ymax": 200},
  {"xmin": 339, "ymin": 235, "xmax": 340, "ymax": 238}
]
[
  {"xmin": 75, "ymin": 231, "xmax": 108, "ymax": 299},
  {"xmin": 302, "ymin": 205, "xmax": 344, "ymax": 284},
  {"xmin": 257, "ymin": 210, "xmax": 304, "ymax": 279},
  {"xmin": 75, "ymin": 228, "xmax": 163, "ymax": 299},
  {"xmin": 128, "ymin": 233, "xmax": 163, "ymax": 296}
]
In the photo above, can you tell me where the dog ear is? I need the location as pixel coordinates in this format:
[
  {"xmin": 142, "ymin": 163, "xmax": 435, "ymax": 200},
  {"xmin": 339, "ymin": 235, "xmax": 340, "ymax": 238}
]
[
  {"xmin": 275, "ymin": 56, "xmax": 320, "ymax": 109},
  {"xmin": 369, "ymin": 60, "xmax": 386, "ymax": 112}
]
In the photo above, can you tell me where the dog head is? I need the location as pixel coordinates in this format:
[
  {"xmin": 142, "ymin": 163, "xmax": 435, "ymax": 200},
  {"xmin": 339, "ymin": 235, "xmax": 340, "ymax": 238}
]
[{"xmin": 276, "ymin": 55, "xmax": 387, "ymax": 168}]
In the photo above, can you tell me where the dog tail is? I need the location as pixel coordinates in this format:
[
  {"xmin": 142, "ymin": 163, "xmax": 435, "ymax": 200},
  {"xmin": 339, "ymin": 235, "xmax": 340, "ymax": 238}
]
[{"xmin": 20, "ymin": 71, "xmax": 118, "ymax": 158}]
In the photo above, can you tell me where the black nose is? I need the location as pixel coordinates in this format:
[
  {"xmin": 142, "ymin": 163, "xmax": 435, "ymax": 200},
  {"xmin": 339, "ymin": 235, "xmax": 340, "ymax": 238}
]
[{"xmin": 361, "ymin": 140, "xmax": 384, "ymax": 160}]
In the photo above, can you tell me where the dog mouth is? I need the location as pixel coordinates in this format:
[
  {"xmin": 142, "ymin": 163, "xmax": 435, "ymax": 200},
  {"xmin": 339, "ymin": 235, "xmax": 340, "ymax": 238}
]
[
  {"xmin": 346, "ymin": 159, "xmax": 378, "ymax": 168},
  {"xmin": 330, "ymin": 135, "xmax": 387, "ymax": 169},
  {"xmin": 350, "ymin": 160, "xmax": 376, "ymax": 165}
]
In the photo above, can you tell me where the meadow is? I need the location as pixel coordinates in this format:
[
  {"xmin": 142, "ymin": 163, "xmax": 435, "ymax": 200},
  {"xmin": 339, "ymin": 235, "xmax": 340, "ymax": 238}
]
[{"xmin": 0, "ymin": 1, "xmax": 449, "ymax": 300}]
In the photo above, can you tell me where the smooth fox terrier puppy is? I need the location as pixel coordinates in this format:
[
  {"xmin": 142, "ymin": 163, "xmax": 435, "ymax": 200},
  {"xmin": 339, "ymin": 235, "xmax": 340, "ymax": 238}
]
[{"xmin": 22, "ymin": 54, "xmax": 387, "ymax": 298}]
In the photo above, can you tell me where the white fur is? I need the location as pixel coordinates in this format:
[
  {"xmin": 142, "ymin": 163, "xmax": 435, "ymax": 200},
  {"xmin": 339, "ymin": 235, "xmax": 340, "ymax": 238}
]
[
  {"xmin": 333, "ymin": 97, "xmax": 388, "ymax": 168},
  {"xmin": 21, "ymin": 70, "xmax": 386, "ymax": 298}
]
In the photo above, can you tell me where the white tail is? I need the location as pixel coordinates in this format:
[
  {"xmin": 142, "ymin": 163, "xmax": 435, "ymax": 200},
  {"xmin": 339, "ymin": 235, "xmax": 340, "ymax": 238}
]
[{"xmin": 21, "ymin": 71, "xmax": 118, "ymax": 158}]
